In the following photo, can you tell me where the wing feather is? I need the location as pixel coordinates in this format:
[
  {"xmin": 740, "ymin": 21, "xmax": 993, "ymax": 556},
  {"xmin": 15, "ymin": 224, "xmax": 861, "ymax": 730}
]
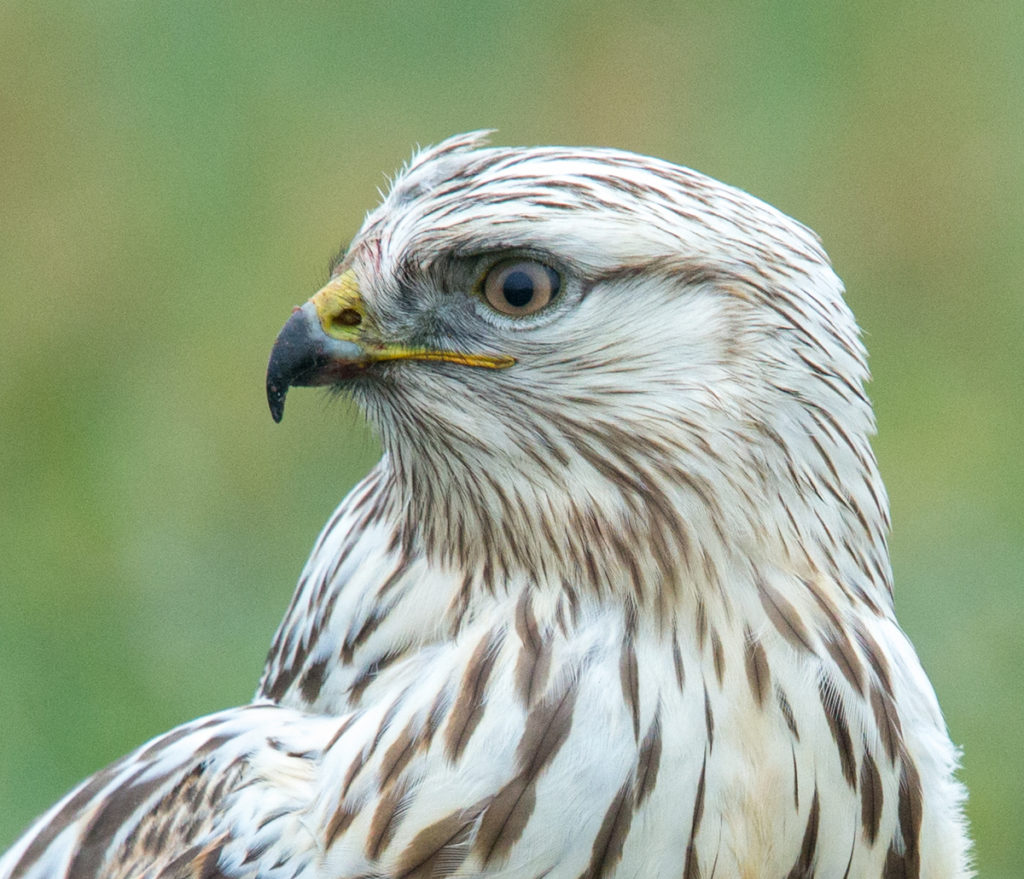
[{"xmin": 0, "ymin": 704, "xmax": 335, "ymax": 879}]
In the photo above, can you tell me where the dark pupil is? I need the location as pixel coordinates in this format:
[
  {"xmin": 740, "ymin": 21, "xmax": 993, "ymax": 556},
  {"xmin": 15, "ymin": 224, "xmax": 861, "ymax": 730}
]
[{"xmin": 502, "ymin": 270, "xmax": 535, "ymax": 308}]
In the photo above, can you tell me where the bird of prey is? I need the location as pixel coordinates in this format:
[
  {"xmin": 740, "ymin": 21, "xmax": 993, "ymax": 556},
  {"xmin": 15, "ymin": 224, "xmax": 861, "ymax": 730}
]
[{"xmin": 1, "ymin": 133, "xmax": 971, "ymax": 878}]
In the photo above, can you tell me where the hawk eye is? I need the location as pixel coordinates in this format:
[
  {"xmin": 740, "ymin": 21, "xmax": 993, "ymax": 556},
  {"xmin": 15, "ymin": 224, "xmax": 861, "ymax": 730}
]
[{"xmin": 482, "ymin": 259, "xmax": 560, "ymax": 316}]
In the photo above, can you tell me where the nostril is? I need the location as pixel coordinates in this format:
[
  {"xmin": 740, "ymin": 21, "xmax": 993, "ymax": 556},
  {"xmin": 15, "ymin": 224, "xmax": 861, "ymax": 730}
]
[{"xmin": 333, "ymin": 308, "xmax": 362, "ymax": 328}]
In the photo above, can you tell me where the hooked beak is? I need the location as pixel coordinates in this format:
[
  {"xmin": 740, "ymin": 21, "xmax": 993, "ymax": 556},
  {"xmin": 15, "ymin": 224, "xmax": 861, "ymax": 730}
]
[{"xmin": 266, "ymin": 270, "xmax": 515, "ymax": 422}]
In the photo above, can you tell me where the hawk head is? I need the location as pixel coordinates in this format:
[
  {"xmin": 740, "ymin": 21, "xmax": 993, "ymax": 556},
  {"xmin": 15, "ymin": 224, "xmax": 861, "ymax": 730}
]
[{"xmin": 267, "ymin": 132, "xmax": 889, "ymax": 603}]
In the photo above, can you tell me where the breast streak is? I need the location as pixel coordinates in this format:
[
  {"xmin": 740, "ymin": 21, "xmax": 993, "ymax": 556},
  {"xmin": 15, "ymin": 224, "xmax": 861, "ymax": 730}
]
[
  {"xmin": 677, "ymin": 619, "xmax": 888, "ymax": 879},
  {"xmin": 636, "ymin": 621, "xmax": 828, "ymax": 879},
  {"xmin": 310, "ymin": 589, "xmax": 865, "ymax": 877},
  {"xmin": 450, "ymin": 611, "xmax": 823, "ymax": 877},
  {"xmin": 709, "ymin": 656, "xmax": 801, "ymax": 876},
  {"xmin": 493, "ymin": 616, "xmax": 761, "ymax": 877}
]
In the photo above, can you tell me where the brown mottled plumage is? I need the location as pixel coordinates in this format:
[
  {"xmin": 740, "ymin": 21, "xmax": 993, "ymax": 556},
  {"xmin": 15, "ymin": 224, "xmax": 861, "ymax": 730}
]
[{"xmin": 1, "ymin": 133, "xmax": 971, "ymax": 878}]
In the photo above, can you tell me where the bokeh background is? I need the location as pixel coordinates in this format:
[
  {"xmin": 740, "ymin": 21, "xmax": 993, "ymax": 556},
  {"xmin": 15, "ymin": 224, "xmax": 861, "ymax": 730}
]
[{"xmin": 1, "ymin": 2, "xmax": 1020, "ymax": 873}]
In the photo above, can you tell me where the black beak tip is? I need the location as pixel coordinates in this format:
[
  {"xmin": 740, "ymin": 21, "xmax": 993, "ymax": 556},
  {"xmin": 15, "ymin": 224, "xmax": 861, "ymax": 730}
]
[
  {"xmin": 267, "ymin": 381, "xmax": 287, "ymax": 423},
  {"xmin": 266, "ymin": 304, "xmax": 316, "ymax": 424},
  {"xmin": 265, "ymin": 301, "xmax": 365, "ymax": 423}
]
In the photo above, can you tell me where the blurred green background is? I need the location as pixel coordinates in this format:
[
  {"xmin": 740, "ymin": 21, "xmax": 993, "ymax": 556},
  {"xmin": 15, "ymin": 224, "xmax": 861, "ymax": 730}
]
[{"xmin": 1, "ymin": 2, "xmax": 1020, "ymax": 873}]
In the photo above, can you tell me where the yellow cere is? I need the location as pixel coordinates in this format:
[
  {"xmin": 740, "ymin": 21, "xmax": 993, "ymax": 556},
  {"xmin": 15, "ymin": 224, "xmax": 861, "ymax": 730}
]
[{"xmin": 311, "ymin": 270, "xmax": 365, "ymax": 339}]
